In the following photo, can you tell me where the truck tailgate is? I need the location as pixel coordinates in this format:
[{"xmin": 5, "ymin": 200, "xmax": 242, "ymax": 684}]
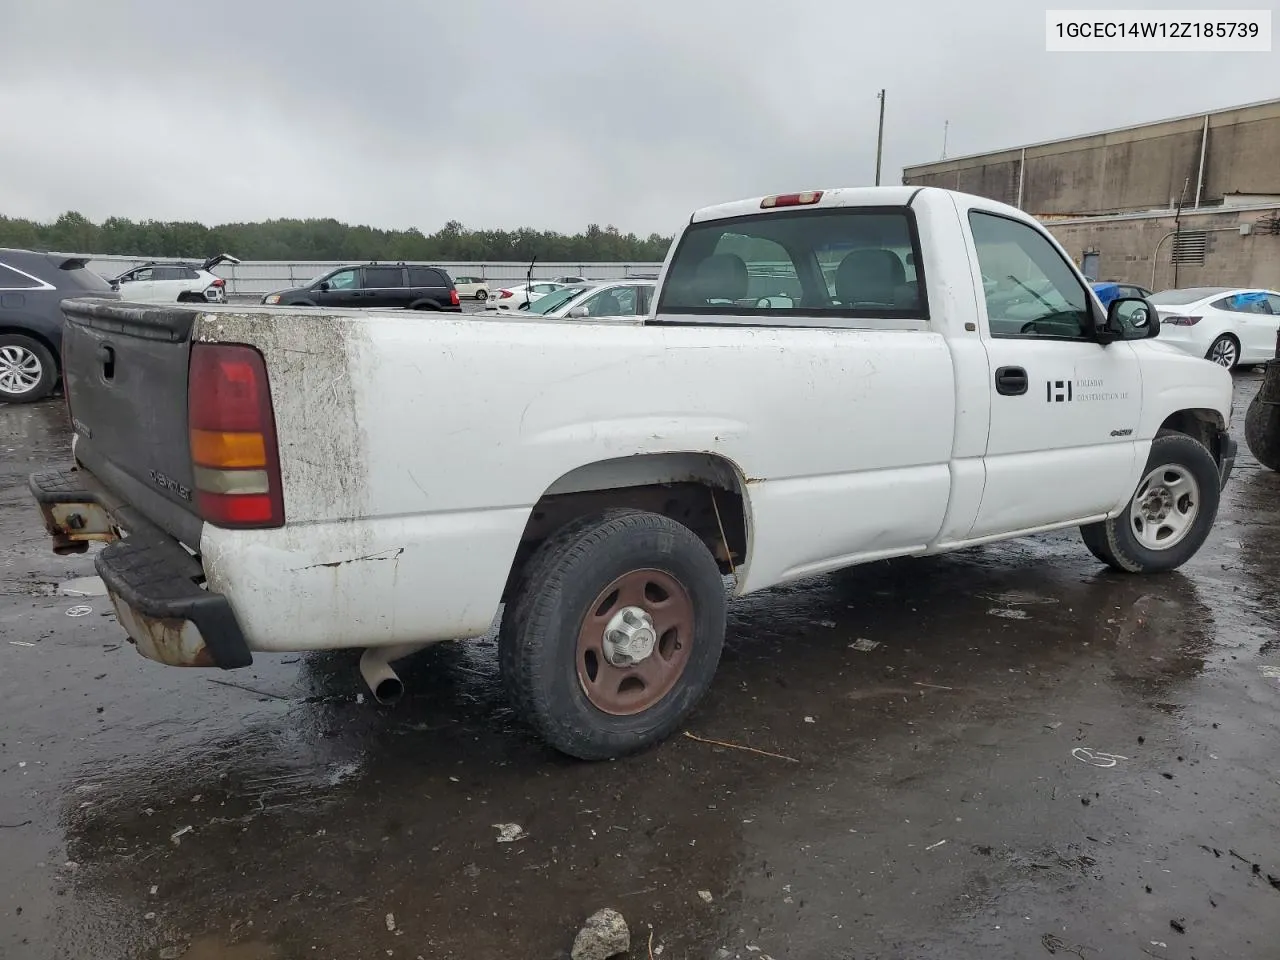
[{"xmin": 61, "ymin": 299, "xmax": 204, "ymax": 547}]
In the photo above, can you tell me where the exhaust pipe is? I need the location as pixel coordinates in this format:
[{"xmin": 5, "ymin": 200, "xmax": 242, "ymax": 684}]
[{"xmin": 358, "ymin": 643, "xmax": 428, "ymax": 705}]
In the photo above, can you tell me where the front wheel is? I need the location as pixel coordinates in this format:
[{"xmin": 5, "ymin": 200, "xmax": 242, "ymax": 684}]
[
  {"xmin": 1079, "ymin": 432, "xmax": 1221, "ymax": 573},
  {"xmin": 499, "ymin": 509, "xmax": 727, "ymax": 760},
  {"xmin": 1206, "ymin": 335, "xmax": 1239, "ymax": 370}
]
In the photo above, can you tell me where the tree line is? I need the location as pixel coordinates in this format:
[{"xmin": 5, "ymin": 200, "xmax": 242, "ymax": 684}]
[{"xmin": 0, "ymin": 212, "xmax": 674, "ymax": 263}]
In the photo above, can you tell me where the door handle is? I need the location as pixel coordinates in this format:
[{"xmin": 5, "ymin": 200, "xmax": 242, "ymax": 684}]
[{"xmin": 994, "ymin": 365, "xmax": 1028, "ymax": 396}]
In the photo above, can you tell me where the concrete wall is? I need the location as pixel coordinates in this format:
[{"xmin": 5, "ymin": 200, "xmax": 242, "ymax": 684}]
[
  {"xmin": 903, "ymin": 99, "xmax": 1280, "ymax": 217},
  {"xmin": 1043, "ymin": 205, "xmax": 1280, "ymax": 291}
]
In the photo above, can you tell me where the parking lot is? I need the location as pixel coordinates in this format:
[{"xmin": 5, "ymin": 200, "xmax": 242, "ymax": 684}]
[{"xmin": 0, "ymin": 371, "xmax": 1276, "ymax": 960}]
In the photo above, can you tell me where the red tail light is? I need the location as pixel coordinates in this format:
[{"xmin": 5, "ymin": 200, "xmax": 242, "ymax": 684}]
[
  {"xmin": 1163, "ymin": 314, "xmax": 1202, "ymax": 326},
  {"xmin": 187, "ymin": 343, "xmax": 285, "ymax": 529},
  {"xmin": 210, "ymin": 278, "xmax": 226, "ymax": 288},
  {"xmin": 498, "ymin": 289, "xmax": 513, "ymax": 299},
  {"xmin": 450, "ymin": 288, "xmax": 460, "ymax": 306}
]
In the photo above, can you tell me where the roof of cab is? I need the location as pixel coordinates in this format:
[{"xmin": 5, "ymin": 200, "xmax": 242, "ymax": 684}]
[{"xmin": 689, "ymin": 187, "xmax": 924, "ymax": 223}]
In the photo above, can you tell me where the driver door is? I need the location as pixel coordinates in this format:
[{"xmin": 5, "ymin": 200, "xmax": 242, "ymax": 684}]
[
  {"xmin": 315, "ymin": 268, "xmax": 361, "ymax": 308},
  {"xmin": 964, "ymin": 209, "xmax": 1143, "ymax": 539}
]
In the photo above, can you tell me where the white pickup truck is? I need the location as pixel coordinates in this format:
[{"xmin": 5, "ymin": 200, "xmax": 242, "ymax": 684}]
[{"xmin": 32, "ymin": 186, "xmax": 1236, "ymax": 761}]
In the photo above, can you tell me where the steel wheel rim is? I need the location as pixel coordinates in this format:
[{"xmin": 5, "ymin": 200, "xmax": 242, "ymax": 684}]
[
  {"xmin": 1129, "ymin": 463, "xmax": 1200, "ymax": 551},
  {"xmin": 576, "ymin": 568, "xmax": 695, "ymax": 716},
  {"xmin": 0, "ymin": 345, "xmax": 42, "ymax": 394},
  {"xmin": 1209, "ymin": 338, "xmax": 1237, "ymax": 367}
]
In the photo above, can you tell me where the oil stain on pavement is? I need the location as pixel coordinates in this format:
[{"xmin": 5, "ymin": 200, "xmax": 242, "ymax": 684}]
[{"xmin": 2, "ymin": 377, "xmax": 1279, "ymax": 959}]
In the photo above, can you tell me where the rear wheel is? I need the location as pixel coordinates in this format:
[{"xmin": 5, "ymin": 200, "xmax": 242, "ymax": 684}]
[
  {"xmin": 1206, "ymin": 335, "xmax": 1239, "ymax": 370},
  {"xmin": 0, "ymin": 334, "xmax": 57, "ymax": 404},
  {"xmin": 1079, "ymin": 432, "xmax": 1220, "ymax": 573},
  {"xmin": 499, "ymin": 509, "xmax": 727, "ymax": 760},
  {"xmin": 476, "ymin": 290, "xmax": 488, "ymax": 301}
]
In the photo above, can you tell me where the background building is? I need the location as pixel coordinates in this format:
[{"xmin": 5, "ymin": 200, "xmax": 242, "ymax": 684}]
[{"xmin": 902, "ymin": 98, "xmax": 1280, "ymax": 290}]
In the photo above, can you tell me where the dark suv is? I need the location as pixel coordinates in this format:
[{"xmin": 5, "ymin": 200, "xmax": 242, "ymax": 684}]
[
  {"xmin": 262, "ymin": 263, "xmax": 461, "ymax": 311},
  {"xmin": 0, "ymin": 248, "xmax": 119, "ymax": 403}
]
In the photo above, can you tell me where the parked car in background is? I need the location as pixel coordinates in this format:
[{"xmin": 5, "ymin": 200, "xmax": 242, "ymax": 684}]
[
  {"xmin": 111, "ymin": 254, "xmax": 240, "ymax": 303},
  {"xmin": 1091, "ymin": 280, "xmax": 1153, "ymax": 310},
  {"xmin": 497, "ymin": 279, "xmax": 656, "ymax": 322},
  {"xmin": 0, "ymin": 248, "xmax": 118, "ymax": 403},
  {"xmin": 451, "ymin": 275, "xmax": 490, "ymax": 301},
  {"xmin": 487, "ymin": 281, "xmax": 566, "ymax": 310},
  {"xmin": 1149, "ymin": 286, "xmax": 1280, "ymax": 370},
  {"xmin": 261, "ymin": 263, "xmax": 461, "ymax": 312}
]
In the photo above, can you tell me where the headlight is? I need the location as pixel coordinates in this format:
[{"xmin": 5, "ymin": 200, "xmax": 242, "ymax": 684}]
[{"xmin": 263, "ymin": 294, "xmax": 281, "ymax": 304}]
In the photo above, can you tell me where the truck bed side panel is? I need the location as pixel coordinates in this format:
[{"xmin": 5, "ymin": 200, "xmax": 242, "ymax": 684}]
[{"xmin": 196, "ymin": 309, "xmax": 956, "ymax": 650}]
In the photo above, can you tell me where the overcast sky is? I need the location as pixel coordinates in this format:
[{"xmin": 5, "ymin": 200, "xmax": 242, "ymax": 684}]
[{"xmin": 1, "ymin": 0, "xmax": 1275, "ymax": 236}]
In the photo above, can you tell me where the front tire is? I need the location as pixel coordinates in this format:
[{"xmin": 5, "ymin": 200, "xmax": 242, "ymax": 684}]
[
  {"xmin": 1079, "ymin": 432, "xmax": 1221, "ymax": 573},
  {"xmin": 499, "ymin": 509, "xmax": 727, "ymax": 760},
  {"xmin": 0, "ymin": 334, "xmax": 57, "ymax": 404},
  {"xmin": 1206, "ymin": 335, "xmax": 1239, "ymax": 370}
]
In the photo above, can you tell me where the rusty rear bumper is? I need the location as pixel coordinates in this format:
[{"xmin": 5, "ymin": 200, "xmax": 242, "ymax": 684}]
[{"xmin": 29, "ymin": 467, "xmax": 253, "ymax": 669}]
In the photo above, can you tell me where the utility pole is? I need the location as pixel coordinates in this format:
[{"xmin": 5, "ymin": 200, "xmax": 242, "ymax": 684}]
[
  {"xmin": 941, "ymin": 120, "xmax": 949, "ymax": 160},
  {"xmin": 1172, "ymin": 176, "xmax": 1190, "ymax": 289},
  {"xmin": 874, "ymin": 90, "xmax": 886, "ymax": 186}
]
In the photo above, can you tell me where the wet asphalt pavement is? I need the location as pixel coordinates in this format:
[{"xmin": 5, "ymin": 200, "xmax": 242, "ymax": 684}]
[{"xmin": 2, "ymin": 375, "xmax": 1279, "ymax": 960}]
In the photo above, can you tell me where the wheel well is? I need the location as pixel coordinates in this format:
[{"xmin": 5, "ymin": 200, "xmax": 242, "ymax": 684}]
[
  {"xmin": 410, "ymin": 300, "xmax": 440, "ymax": 311},
  {"xmin": 0, "ymin": 326, "xmax": 60, "ymax": 372},
  {"xmin": 1159, "ymin": 409, "xmax": 1226, "ymax": 462},
  {"xmin": 501, "ymin": 453, "xmax": 751, "ymax": 601}
]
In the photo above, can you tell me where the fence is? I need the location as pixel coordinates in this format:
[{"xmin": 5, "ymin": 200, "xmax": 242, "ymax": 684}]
[{"xmin": 81, "ymin": 255, "xmax": 666, "ymax": 297}]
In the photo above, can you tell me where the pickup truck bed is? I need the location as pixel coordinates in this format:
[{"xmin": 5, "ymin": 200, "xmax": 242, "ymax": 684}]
[{"xmin": 32, "ymin": 186, "xmax": 1236, "ymax": 761}]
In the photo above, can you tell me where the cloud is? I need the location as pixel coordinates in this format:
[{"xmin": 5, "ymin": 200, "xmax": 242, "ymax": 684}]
[{"xmin": 1, "ymin": 0, "xmax": 1274, "ymax": 236}]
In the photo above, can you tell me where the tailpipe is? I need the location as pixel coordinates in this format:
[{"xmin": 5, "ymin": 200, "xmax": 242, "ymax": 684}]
[{"xmin": 358, "ymin": 643, "xmax": 428, "ymax": 705}]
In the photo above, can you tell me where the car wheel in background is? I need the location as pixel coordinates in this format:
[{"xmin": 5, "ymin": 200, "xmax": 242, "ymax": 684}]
[
  {"xmin": 0, "ymin": 334, "xmax": 57, "ymax": 404},
  {"xmin": 476, "ymin": 290, "xmax": 488, "ymax": 301},
  {"xmin": 1205, "ymin": 335, "xmax": 1239, "ymax": 370},
  {"xmin": 1079, "ymin": 431, "xmax": 1220, "ymax": 573},
  {"xmin": 499, "ymin": 509, "xmax": 727, "ymax": 760}
]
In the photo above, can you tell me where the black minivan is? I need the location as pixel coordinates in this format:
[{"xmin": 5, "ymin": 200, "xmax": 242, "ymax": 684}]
[{"xmin": 261, "ymin": 263, "xmax": 461, "ymax": 311}]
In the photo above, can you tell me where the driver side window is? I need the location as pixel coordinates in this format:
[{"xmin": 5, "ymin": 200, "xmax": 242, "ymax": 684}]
[
  {"xmin": 969, "ymin": 212, "xmax": 1091, "ymax": 341},
  {"xmin": 326, "ymin": 269, "xmax": 358, "ymax": 290},
  {"xmin": 580, "ymin": 285, "xmax": 639, "ymax": 317}
]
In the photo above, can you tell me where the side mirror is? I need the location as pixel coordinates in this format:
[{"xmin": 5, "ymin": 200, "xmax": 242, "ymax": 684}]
[
  {"xmin": 316, "ymin": 281, "xmax": 330, "ymax": 292},
  {"xmin": 1105, "ymin": 296, "xmax": 1161, "ymax": 341},
  {"xmin": 567, "ymin": 306, "xmax": 589, "ymax": 319}
]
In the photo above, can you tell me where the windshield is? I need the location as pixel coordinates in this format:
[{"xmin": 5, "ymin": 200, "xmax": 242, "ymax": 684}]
[
  {"xmin": 1149, "ymin": 287, "xmax": 1230, "ymax": 305},
  {"xmin": 526, "ymin": 286, "xmax": 589, "ymax": 314}
]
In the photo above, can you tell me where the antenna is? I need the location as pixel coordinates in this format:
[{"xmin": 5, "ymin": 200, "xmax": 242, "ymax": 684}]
[{"xmin": 874, "ymin": 90, "xmax": 886, "ymax": 186}]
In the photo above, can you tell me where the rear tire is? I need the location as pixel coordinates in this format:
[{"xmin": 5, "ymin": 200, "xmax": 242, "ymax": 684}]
[
  {"xmin": 499, "ymin": 509, "xmax": 727, "ymax": 760},
  {"xmin": 0, "ymin": 334, "xmax": 57, "ymax": 404},
  {"xmin": 1205, "ymin": 335, "xmax": 1239, "ymax": 370},
  {"xmin": 476, "ymin": 290, "xmax": 488, "ymax": 301},
  {"xmin": 1079, "ymin": 432, "xmax": 1220, "ymax": 573}
]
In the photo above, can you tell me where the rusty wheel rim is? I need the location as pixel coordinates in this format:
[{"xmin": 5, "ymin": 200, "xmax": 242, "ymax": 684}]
[{"xmin": 575, "ymin": 568, "xmax": 695, "ymax": 716}]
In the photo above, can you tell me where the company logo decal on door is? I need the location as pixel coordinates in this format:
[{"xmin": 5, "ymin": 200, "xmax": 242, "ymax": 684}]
[{"xmin": 1045, "ymin": 378, "xmax": 1130, "ymax": 403}]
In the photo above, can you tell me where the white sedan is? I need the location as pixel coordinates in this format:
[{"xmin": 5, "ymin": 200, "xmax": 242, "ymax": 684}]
[
  {"xmin": 1149, "ymin": 286, "xmax": 1280, "ymax": 370},
  {"xmin": 495, "ymin": 280, "xmax": 656, "ymax": 322},
  {"xmin": 486, "ymin": 281, "xmax": 566, "ymax": 310}
]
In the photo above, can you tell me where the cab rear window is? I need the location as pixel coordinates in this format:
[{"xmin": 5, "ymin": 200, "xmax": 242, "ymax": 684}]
[{"xmin": 657, "ymin": 207, "xmax": 926, "ymax": 323}]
